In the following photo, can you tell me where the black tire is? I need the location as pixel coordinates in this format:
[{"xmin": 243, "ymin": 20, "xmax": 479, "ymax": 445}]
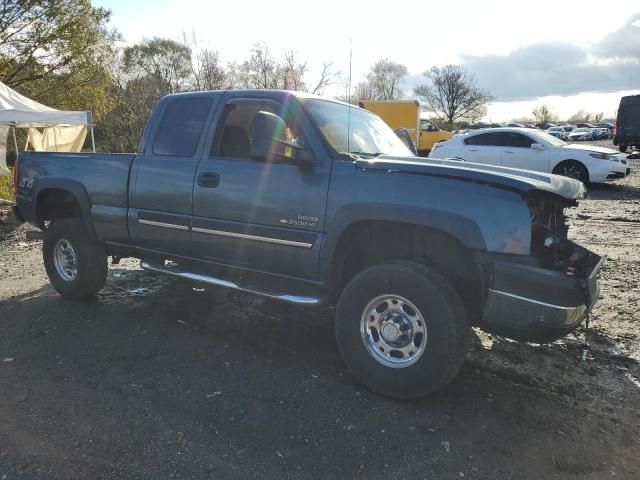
[
  {"xmin": 553, "ymin": 160, "xmax": 589, "ymax": 184},
  {"xmin": 619, "ymin": 145, "xmax": 627, "ymax": 153},
  {"xmin": 335, "ymin": 261, "xmax": 470, "ymax": 399},
  {"xmin": 43, "ymin": 219, "xmax": 107, "ymax": 300}
]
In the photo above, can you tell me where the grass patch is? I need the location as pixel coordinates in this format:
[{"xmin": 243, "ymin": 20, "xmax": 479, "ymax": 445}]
[{"xmin": 0, "ymin": 168, "xmax": 15, "ymax": 202}]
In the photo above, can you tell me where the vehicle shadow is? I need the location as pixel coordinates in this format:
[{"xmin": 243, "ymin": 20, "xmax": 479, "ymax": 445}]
[{"xmin": 1, "ymin": 275, "xmax": 638, "ymax": 479}]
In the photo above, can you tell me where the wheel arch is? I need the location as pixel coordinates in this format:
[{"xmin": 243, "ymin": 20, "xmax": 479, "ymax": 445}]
[
  {"xmin": 325, "ymin": 214, "xmax": 487, "ymax": 321},
  {"xmin": 32, "ymin": 178, "xmax": 96, "ymax": 239},
  {"xmin": 552, "ymin": 159, "xmax": 590, "ymax": 182}
]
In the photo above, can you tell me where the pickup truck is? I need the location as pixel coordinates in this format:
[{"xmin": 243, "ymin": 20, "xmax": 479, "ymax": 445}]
[{"xmin": 13, "ymin": 90, "xmax": 603, "ymax": 399}]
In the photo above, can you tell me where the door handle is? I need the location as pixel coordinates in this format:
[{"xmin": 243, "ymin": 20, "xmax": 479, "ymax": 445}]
[
  {"xmin": 504, "ymin": 150, "xmax": 514, "ymax": 154},
  {"xmin": 198, "ymin": 172, "xmax": 220, "ymax": 188},
  {"xmin": 468, "ymin": 148, "xmax": 478, "ymax": 152}
]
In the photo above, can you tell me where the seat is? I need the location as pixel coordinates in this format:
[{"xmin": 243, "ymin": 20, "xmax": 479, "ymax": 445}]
[{"xmin": 219, "ymin": 125, "xmax": 250, "ymax": 157}]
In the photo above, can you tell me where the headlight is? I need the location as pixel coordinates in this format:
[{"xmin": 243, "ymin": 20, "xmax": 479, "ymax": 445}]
[{"xmin": 589, "ymin": 152, "xmax": 617, "ymax": 160}]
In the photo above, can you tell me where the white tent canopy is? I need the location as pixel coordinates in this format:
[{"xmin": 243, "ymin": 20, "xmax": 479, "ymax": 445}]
[{"xmin": 0, "ymin": 81, "xmax": 94, "ymax": 177}]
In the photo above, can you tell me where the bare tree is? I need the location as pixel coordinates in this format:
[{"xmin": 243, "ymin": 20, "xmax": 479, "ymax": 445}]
[
  {"xmin": 182, "ymin": 31, "xmax": 230, "ymax": 90},
  {"xmin": 278, "ymin": 50, "xmax": 308, "ymax": 90},
  {"xmin": 352, "ymin": 81, "xmax": 374, "ymax": 103},
  {"xmin": 532, "ymin": 104, "xmax": 559, "ymax": 125},
  {"xmin": 366, "ymin": 58, "xmax": 408, "ymax": 100},
  {"xmin": 311, "ymin": 62, "xmax": 339, "ymax": 95},
  {"xmin": 238, "ymin": 44, "xmax": 278, "ymax": 89},
  {"xmin": 414, "ymin": 65, "xmax": 493, "ymax": 130},
  {"xmin": 568, "ymin": 110, "xmax": 604, "ymax": 124}
]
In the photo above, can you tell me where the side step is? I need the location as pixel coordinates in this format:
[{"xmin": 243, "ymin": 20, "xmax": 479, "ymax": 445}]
[{"xmin": 140, "ymin": 261, "xmax": 321, "ymax": 305}]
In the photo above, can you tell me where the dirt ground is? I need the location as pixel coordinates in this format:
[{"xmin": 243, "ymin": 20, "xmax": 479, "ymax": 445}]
[{"xmin": 1, "ymin": 143, "xmax": 639, "ymax": 479}]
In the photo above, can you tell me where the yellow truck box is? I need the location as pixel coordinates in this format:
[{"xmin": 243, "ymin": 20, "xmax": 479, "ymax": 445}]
[{"xmin": 359, "ymin": 100, "xmax": 452, "ymax": 155}]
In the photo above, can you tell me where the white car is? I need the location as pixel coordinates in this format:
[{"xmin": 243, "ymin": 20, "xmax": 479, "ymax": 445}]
[
  {"xmin": 546, "ymin": 126, "xmax": 567, "ymax": 140},
  {"xmin": 429, "ymin": 127, "xmax": 629, "ymax": 183},
  {"xmin": 567, "ymin": 128, "xmax": 592, "ymax": 141}
]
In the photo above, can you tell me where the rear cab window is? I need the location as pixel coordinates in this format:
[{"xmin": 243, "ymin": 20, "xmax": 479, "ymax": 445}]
[{"xmin": 152, "ymin": 97, "xmax": 213, "ymax": 157}]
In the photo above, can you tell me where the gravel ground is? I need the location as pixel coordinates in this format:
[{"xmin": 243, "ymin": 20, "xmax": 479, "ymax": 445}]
[{"xmin": 1, "ymin": 141, "xmax": 639, "ymax": 479}]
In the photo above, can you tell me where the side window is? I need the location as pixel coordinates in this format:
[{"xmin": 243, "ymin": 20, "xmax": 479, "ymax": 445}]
[
  {"xmin": 212, "ymin": 101, "xmax": 305, "ymax": 160},
  {"xmin": 420, "ymin": 120, "xmax": 436, "ymax": 132},
  {"xmin": 465, "ymin": 133, "xmax": 500, "ymax": 146},
  {"xmin": 152, "ymin": 97, "xmax": 213, "ymax": 157},
  {"xmin": 501, "ymin": 133, "xmax": 534, "ymax": 148}
]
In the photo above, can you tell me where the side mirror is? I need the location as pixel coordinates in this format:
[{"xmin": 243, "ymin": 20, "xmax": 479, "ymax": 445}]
[
  {"xmin": 531, "ymin": 143, "xmax": 544, "ymax": 150},
  {"xmin": 250, "ymin": 111, "xmax": 314, "ymax": 168}
]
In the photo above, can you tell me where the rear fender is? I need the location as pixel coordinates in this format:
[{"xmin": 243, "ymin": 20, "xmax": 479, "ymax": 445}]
[{"xmin": 32, "ymin": 178, "xmax": 96, "ymax": 240}]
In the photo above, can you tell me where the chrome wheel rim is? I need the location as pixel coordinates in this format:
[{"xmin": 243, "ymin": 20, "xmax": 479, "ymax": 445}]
[
  {"xmin": 360, "ymin": 294, "xmax": 427, "ymax": 368},
  {"xmin": 53, "ymin": 238, "xmax": 78, "ymax": 281}
]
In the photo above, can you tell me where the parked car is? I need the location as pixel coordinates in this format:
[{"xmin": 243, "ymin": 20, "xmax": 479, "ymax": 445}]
[
  {"xmin": 560, "ymin": 125, "xmax": 575, "ymax": 133},
  {"xmin": 614, "ymin": 94, "xmax": 640, "ymax": 153},
  {"xmin": 546, "ymin": 126, "xmax": 568, "ymax": 140},
  {"xmin": 13, "ymin": 90, "xmax": 603, "ymax": 399},
  {"xmin": 596, "ymin": 124, "xmax": 614, "ymax": 139},
  {"xmin": 567, "ymin": 127, "xmax": 592, "ymax": 141},
  {"xmin": 506, "ymin": 122, "xmax": 525, "ymax": 128},
  {"xmin": 596, "ymin": 122, "xmax": 614, "ymax": 131},
  {"xmin": 597, "ymin": 128, "xmax": 610, "ymax": 139},
  {"xmin": 430, "ymin": 127, "xmax": 630, "ymax": 183}
]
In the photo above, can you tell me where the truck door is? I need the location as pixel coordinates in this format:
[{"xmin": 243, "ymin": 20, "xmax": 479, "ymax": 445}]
[
  {"xmin": 128, "ymin": 95, "xmax": 215, "ymax": 256},
  {"xmin": 191, "ymin": 95, "xmax": 330, "ymax": 280}
]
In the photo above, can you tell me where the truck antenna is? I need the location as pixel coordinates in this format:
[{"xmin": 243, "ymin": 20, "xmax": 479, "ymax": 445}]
[{"xmin": 347, "ymin": 37, "xmax": 352, "ymax": 155}]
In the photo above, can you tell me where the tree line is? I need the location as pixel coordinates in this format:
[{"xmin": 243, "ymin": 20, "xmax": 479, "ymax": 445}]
[{"xmin": 1, "ymin": 0, "xmax": 498, "ymax": 154}]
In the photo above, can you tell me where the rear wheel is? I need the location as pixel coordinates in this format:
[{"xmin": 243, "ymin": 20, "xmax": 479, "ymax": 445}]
[
  {"xmin": 43, "ymin": 219, "xmax": 107, "ymax": 300},
  {"xmin": 553, "ymin": 160, "xmax": 589, "ymax": 184},
  {"xmin": 335, "ymin": 261, "xmax": 470, "ymax": 399},
  {"xmin": 619, "ymin": 145, "xmax": 627, "ymax": 153}
]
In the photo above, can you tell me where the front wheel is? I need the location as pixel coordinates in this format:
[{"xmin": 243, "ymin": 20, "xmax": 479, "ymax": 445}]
[
  {"xmin": 335, "ymin": 261, "xmax": 470, "ymax": 399},
  {"xmin": 43, "ymin": 219, "xmax": 108, "ymax": 300},
  {"xmin": 553, "ymin": 160, "xmax": 589, "ymax": 184}
]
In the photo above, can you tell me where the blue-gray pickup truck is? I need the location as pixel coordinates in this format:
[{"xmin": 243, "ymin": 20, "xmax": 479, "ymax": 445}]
[{"xmin": 13, "ymin": 90, "xmax": 603, "ymax": 398}]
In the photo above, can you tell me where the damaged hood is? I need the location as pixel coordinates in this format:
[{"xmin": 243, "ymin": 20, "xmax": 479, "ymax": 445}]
[{"xmin": 356, "ymin": 156, "xmax": 587, "ymax": 200}]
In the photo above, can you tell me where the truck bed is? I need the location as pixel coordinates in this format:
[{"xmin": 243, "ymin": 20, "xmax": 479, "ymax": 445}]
[{"xmin": 15, "ymin": 151, "xmax": 136, "ymax": 242}]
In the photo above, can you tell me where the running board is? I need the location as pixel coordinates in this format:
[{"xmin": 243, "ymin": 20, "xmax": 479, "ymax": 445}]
[{"xmin": 140, "ymin": 261, "xmax": 321, "ymax": 305}]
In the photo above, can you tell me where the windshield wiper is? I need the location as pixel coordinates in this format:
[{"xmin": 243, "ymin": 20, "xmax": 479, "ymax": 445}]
[{"xmin": 340, "ymin": 151, "xmax": 383, "ymax": 159}]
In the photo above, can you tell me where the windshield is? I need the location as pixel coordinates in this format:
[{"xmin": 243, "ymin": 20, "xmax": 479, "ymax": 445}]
[
  {"xmin": 302, "ymin": 99, "xmax": 413, "ymax": 157},
  {"xmin": 533, "ymin": 131, "xmax": 567, "ymax": 146}
]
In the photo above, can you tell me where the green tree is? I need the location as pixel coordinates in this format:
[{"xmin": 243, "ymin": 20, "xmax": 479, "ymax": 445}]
[
  {"xmin": 122, "ymin": 38, "xmax": 193, "ymax": 96},
  {"xmin": 0, "ymin": 0, "xmax": 119, "ymax": 119}
]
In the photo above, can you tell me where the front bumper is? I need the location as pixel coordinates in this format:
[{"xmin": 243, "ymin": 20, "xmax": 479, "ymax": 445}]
[
  {"xmin": 477, "ymin": 252, "xmax": 603, "ymax": 343},
  {"xmin": 589, "ymin": 160, "xmax": 630, "ymax": 183}
]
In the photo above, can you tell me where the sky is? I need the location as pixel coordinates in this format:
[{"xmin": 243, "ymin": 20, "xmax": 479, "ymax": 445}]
[{"xmin": 94, "ymin": 0, "xmax": 640, "ymax": 122}]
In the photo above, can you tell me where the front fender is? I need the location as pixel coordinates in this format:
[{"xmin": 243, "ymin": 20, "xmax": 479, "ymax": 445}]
[{"xmin": 318, "ymin": 203, "xmax": 487, "ymax": 282}]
